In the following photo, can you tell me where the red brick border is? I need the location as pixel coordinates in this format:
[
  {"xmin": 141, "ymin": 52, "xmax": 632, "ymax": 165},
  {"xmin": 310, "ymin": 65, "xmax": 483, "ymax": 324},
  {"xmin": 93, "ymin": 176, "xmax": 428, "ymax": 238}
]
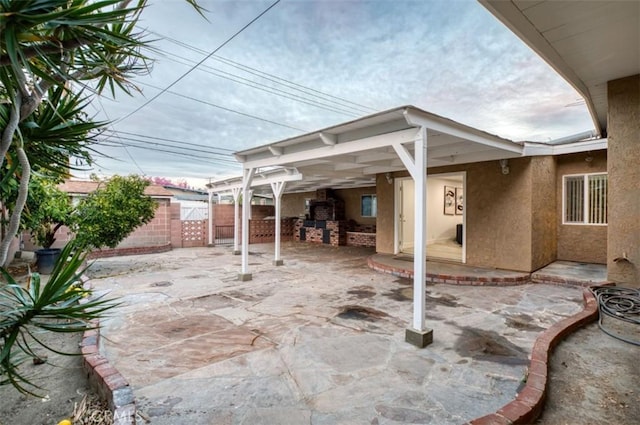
[
  {"xmin": 367, "ymin": 256, "xmax": 530, "ymax": 285},
  {"xmin": 79, "ymin": 276, "xmax": 136, "ymax": 425},
  {"xmin": 466, "ymin": 285, "xmax": 610, "ymax": 425},
  {"xmin": 87, "ymin": 243, "xmax": 172, "ymax": 259}
]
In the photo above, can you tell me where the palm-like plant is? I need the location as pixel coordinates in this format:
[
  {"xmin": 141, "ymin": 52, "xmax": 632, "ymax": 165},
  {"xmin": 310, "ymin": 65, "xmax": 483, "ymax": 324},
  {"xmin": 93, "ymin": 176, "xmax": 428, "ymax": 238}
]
[
  {"xmin": 0, "ymin": 240, "xmax": 118, "ymax": 395},
  {"xmin": 0, "ymin": 0, "xmax": 207, "ymax": 266}
]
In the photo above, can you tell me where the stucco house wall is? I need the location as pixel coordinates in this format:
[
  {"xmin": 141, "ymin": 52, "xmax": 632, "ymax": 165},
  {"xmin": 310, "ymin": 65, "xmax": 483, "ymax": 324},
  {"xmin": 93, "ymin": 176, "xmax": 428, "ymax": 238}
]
[
  {"xmin": 607, "ymin": 74, "xmax": 640, "ymax": 287},
  {"xmin": 334, "ymin": 187, "xmax": 377, "ymax": 226},
  {"xmin": 555, "ymin": 150, "xmax": 607, "ymax": 264},
  {"xmin": 281, "ymin": 191, "xmax": 313, "ymax": 218},
  {"xmin": 282, "ymin": 188, "xmax": 377, "ymax": 226},
  {"xmin": 530, "ymin": 156, "xmax": 557, "ymax": 270},
  {"xmin": 377, "ymin": 157, "xmax": 545, "ymax": 272},
  {"xmin": 461, "ymin": 157, "xmax": 534, "ymax": 272}
]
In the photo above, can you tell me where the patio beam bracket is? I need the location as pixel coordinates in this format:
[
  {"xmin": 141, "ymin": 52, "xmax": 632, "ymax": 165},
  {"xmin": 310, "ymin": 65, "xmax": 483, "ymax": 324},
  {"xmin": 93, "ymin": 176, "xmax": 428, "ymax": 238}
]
[{"xmin": 319, "ymin": 132, "xmax": 337, "ymax": 145}]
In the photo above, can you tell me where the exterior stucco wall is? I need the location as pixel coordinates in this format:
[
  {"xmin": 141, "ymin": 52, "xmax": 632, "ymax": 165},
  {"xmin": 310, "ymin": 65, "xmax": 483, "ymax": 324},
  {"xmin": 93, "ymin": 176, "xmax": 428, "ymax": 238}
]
[
  {"xmin": 461, "ymin": 158, "xmax": 533, "ymax": 272},
  {"xmin": 281, "ymin": 191, "xmax": 314, "ymax": 218},
  {"xmin": 282, "ymin": 188, "xmax": 377, "ymax": 225},
  {"xmin": 530, "ymin": 156, "xmax": 557, "ymax": 270},
  {"xmin": 607, "ymin": 75, "xmax": 640, "ymax": 287},
  {"xmin": 556, "ymin": 151, "xmax": 607, "ymax": 264},
  {"xmin": 376, "ymin": 159, "xmax": 538, "ymax": 272},
  {"xmin": 335, "ymin": 187, "xmax": 377, "ymax": 226},
  {"xmin": 376, "ymin": 173, "xmax": 396, "ymax": 253}
]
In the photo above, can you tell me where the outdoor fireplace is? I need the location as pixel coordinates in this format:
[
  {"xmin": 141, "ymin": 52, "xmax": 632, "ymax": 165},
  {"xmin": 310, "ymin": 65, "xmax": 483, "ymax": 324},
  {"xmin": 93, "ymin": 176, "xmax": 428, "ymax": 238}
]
[{"xmin": 295, "ymin": 189, "xmax": 347, "ymax": 246}]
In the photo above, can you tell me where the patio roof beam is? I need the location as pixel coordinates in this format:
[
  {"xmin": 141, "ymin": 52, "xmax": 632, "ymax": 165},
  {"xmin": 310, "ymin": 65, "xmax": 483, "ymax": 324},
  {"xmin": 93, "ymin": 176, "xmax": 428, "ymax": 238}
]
[
  {"xmin": 404, "ymin": 110, "xmax": 524, "ymax": 155},
  {"xmin": 238, "ymin": 128, "xmax": 421, "ymax": 170}
]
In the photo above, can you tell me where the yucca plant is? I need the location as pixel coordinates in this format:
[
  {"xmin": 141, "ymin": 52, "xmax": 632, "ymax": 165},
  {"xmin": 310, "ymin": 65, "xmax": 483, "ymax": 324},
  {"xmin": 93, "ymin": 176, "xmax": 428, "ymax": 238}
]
[
  {"xmin": 0, "ymin": 240, "xmax": 118, "ymax": 395},
  {"xmin": 0, "ymin": 0, "xmax": 204, "ymax": 266}
]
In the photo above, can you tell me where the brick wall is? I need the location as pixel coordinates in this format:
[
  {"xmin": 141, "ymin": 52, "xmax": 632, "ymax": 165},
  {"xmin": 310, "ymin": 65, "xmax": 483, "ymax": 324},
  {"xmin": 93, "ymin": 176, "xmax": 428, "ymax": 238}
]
[
  {"xmin": 249, "ymin": 218, "xmax": 295, "ymax": 244},
  {"xmin": 294, "ymin": 219, "xmax": 347, "ymax": 246},
  {"xmin": 24, "ymin": 199, "xmax": 174, "ymax": 251},
  {"xmin": 212, "ymin": 204, "xmax": 236, "ymax": 226},
  {"xmin": 346, "ymin": 232, "xmax": 376, "ymax": 247}
]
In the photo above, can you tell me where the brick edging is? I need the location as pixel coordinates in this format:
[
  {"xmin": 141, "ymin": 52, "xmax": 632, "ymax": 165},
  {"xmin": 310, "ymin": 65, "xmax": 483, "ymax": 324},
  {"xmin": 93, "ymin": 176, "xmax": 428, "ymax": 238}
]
[
  {"xmin": 79, "ymin": 276, "xmax": 136, "ymax": 424},
  {"xmin": 367, "ymin": 256, "xmax": 530, "ymax": 285},
  {"xmin": 87, "ymin": 242, "xmax": 172, "ymax": 259},
  {"xmin": 466, "ymin": 284, "xmax": 610, "ymax": 425}
]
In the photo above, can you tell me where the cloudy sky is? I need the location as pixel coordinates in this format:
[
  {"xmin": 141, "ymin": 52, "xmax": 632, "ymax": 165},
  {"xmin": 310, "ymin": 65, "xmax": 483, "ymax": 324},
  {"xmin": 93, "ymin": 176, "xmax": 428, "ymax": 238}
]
[{"xmin": 87, "ymin": 0, "xmax": 593, "ymax": 189}]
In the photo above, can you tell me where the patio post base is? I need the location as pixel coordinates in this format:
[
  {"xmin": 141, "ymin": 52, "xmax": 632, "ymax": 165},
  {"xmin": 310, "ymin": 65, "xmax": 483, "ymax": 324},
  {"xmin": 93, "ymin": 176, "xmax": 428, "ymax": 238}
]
[
  {"xmin": 237, "ymin": 273, "xmax": 252, "ymax": 281},
  {"xmin": 207, "ymin": 243, "xmax": 216, "ymax": 247},
  {"xmin": 232, "ymin": 250, "xmax": 241, "ymax": 255},
  {"xmin": 405, "ymin": 328, "xmax": 433, "ymax": 348},
  {"xmin": 273, "ymin": 259, "xmax": 284, "ymax": 266}
]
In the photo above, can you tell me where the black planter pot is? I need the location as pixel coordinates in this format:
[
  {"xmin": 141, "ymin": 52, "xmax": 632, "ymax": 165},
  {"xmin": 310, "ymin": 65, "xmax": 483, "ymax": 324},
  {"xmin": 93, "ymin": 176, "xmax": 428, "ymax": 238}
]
[{"xmin": 35, "ymin": 248, "xmax": 62, "ymax": 275}]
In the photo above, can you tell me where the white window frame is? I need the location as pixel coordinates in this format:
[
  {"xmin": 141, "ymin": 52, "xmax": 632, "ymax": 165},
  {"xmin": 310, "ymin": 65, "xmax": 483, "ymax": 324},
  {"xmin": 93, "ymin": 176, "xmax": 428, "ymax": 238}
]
[
  {"xmin": 562, "ymin": 172, "xmax": 607, "ymax": 226},
  {"xmin": 361, "ymin": 194, "xmax": 377, "ymax": 218}
]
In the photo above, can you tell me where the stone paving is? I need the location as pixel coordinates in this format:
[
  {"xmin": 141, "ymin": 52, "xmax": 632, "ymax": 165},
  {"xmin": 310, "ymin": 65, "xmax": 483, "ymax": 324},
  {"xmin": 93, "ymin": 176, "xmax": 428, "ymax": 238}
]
[{"xmin": 88, "ymin": 243, "xmax": 586, "ymax": 425}]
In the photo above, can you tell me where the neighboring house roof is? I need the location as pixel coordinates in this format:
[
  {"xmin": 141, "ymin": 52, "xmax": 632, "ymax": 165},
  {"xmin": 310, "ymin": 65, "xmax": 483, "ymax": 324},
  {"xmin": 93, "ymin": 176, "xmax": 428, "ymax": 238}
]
[
  {"xmin": 59, "ymin": 180, "xmax": 174, "ymax": 198},
  {"xmin": 162, "ymin": 185, "xmax": 208, "ymax": 202},
  {"xmin": 480, "ymin": 0, "xmax": 640, "ymax": 136}
]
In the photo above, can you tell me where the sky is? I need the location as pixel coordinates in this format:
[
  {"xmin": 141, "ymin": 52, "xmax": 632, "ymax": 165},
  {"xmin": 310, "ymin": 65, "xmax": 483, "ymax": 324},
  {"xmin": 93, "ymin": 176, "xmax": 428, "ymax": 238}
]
[{"xmin": 86, "ymin": 0, "xmax": 594, "ymax": 189}]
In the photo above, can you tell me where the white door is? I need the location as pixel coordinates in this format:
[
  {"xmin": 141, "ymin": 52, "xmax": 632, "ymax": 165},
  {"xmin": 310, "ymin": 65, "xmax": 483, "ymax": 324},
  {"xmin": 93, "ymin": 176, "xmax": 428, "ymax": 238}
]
[{"xmin": 398, "ymin": 178, "xmax": 415, "ymax": 254}]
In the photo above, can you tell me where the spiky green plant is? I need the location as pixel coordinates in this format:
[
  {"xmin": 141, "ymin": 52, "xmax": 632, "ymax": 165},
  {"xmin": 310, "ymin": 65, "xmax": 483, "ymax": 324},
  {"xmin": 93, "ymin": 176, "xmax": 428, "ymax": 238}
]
[{"xmin": 0, "ymin": 240, "xmax": 118, "ymax": 395}]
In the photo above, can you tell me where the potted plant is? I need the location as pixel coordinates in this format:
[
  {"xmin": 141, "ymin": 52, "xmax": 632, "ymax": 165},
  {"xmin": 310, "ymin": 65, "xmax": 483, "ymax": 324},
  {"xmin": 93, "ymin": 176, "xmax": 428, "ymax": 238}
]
[{"xmin": 23, "ymin": 178, "xmax": 73, "ymax": 274}]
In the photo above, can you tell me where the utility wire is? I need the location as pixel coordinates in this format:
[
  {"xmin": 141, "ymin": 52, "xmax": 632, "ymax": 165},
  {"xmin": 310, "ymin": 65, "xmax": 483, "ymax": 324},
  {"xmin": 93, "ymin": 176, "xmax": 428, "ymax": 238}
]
[
  {"xmin": 153, "ymin": 49, "xmax": 361, "ymax": 117},
  {"xmin": 117, "ymin": 0, "xmax": 281, "ymax": 124},
  {"xmin": 137, "ymin": 81, "xmax": 308, "ymax": 132},
  {"xmin": 96, "ymin": 96, "xmax": 148, "ymax": 176},
  {"xmin": 103, "ymin": 134, "xmax": 239, "ymax": 163},
  {"xmin": 99, "ymin": 137, "xmax": 240, "ymax": 167},
  {"xmin": 152, "ymin": 30, "xmax": 377, "ymax": 114},
  {"xmin": 106, "ymin": 130, "xmax": 236, "ymax": 153}
]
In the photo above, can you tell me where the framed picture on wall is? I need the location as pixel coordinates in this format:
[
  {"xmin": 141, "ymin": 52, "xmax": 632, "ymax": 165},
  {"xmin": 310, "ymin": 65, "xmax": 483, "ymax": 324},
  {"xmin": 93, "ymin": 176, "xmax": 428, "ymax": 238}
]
[
  {"xmin": 455, "ymin": 187, "xmax": 464, "ymax": 215},
  {"xmin": 444, "ymin": 186, "xmax": 455, "ymax": 215}
]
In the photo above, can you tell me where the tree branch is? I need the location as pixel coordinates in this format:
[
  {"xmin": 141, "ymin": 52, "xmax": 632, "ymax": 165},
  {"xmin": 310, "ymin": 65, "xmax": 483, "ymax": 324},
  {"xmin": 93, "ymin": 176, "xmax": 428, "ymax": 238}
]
[
  {"xmin": 0, "ymin": 90, "xmax": 20, "ymax": 167},
  {"xmin": 0, "ymin": 38, "xmax": 89, "ymax": 67},
  {"xmin": 0, "ymin": 144, "xmax": 31, "ymax": 267}
]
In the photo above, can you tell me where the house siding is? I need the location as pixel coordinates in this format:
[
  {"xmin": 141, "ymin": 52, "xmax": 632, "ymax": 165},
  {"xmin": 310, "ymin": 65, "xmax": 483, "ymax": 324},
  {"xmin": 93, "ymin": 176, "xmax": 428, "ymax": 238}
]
[
  {"xmin": 376, "ymin": 158, "xmax": 538, "ymax": 272},
  {"xmin": 530, "ymin": 156, "xmax": 557, "ymax": 270},
  {"xmin": 607, "ymin": 74, "xmax": 640, "ymax": 287},
  {"xmin": 334, "ymin": 187, "xmax": 377, "ymax": 227},
  {"xmin": 462, "ymin": 157, "xmax": 533, "ymax": 272},
  {"xmin": 376, "ymin": 173, "xmax": 396, "ymax": 254},
  {"xmin": 556, "ymin": 151, "xmax": 607, "ymax": 264}
]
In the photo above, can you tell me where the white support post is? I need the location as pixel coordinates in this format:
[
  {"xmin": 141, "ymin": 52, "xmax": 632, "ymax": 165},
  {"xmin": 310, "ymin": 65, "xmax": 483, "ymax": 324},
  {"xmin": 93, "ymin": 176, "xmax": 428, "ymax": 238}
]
[
  {"xmin": 413, "ymin": 127, "xmax": 428, "ymax": 330},
  {"xmin": 232, "ymin": 188, "xmax": 241, "ymax": 255},
  {"xmin": 270, "ymin": 181, "xmax": 287, "ymax": 266},
  {"xmin": 207, "ymin": 190, "xmax": 214, "ymax": 246},
  {"xmin": 239, "ymin": 168, "xmax": 255, "ymax": 281},
  {"xmin": 393, "ymin": 127, "xmax": 433, "ymax": 348}
]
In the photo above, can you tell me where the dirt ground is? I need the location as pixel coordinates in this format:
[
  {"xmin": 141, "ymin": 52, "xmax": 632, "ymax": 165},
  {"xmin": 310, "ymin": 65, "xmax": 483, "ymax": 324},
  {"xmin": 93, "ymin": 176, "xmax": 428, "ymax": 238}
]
[
  {"xmin": 0, "ymin": 331, "xmax": 92, "ymax": 425},
  {"xmin": 537, "ymin": 321, "xmax": 639, "ymax": 425}
]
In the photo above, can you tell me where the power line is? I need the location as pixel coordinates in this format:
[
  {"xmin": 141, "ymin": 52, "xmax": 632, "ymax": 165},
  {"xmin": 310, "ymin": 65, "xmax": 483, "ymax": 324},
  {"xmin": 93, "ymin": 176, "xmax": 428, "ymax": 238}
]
[
  {"xmin": 103, "ymin": 134, "xmax": 238, "ymax": 163},
  {"xmin": 96, "ymin": 97, "xmax": 148, "ymax": 176},
  {"xmin": 152, "ymin": 31, "xmax": 377, "ymax": 114},
  {"xmin": 137, "ymin": 81, "xmax": 308, "ymax": 132},
  {"xmin": 153, "ymin": 48, "xmax": 361, "ymax": 117},
  {"xmin": 99, "ymin": 138, "xmax": 240, "ymax": 167},
  {"xmin": 117, "ymin": 0, "xmax": 281, "ymax": 124},
  {"xmin": 107, "ymin": 130, "xmax": 236, "ymax": 153}
]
